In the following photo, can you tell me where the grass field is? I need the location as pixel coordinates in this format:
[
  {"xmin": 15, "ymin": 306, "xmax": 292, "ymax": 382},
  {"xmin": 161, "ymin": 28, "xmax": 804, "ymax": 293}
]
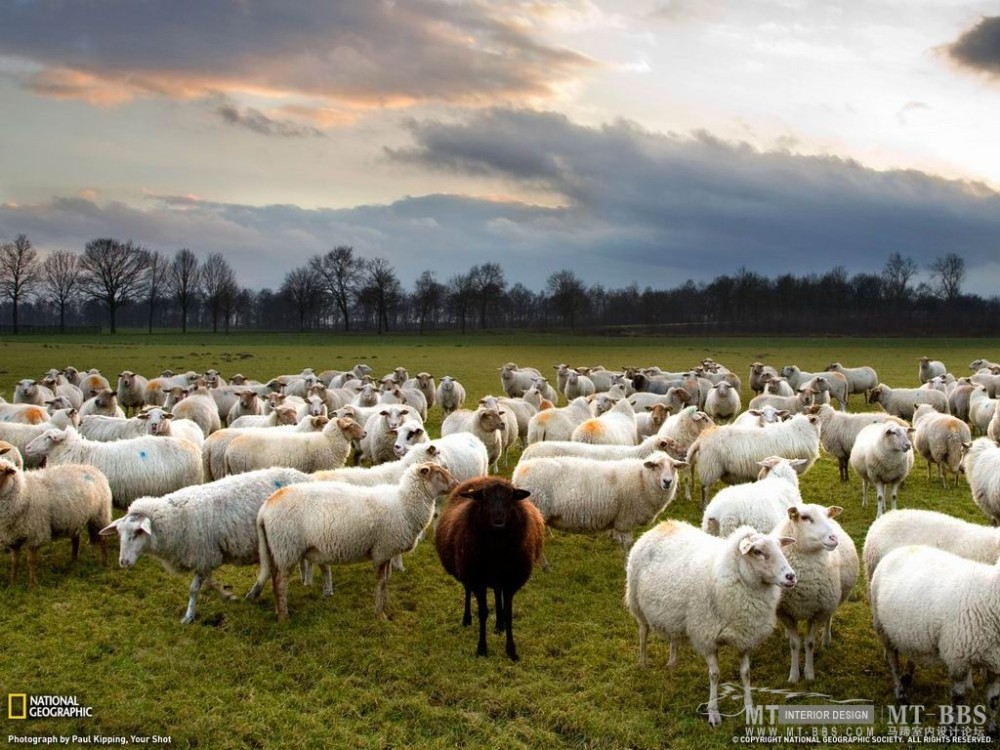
[{"xmin": 2, "ymin": 332, "xmax": 999, "ymax": 749}]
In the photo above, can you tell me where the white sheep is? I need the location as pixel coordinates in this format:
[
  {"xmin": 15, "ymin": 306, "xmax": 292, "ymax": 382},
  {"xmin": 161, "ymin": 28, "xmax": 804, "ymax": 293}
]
[
  {"xmin": 704, "ymin": 381, "xmax": 740, "ymax": 424},
  {"xmin": 863, "ymin": 509, "xmax": 1000, "ymax": 585},
  {"xmin": 361, "ymin": 405, "xmax": 421, "ymax": 465},
  {"xmin": 228, "ymin": 404, "xmax": 299, "ymax": 429},
  {"xmin": 435, "ymin": 376, "xmax": 467, "ymax": 417},
  {"xmin": 0, "ymin": 441, "xmax": 23, "ymax": 469},
  {"xmin": 807, "ymin": 404, "xmax": 908, "ymax": 482},
  {"xmin": 969, "ymin": 384, "xmax": 999, "ymax": 435},
  {"xmin": 526, "ymin": 397, "xmax": 592, "ymax": 444},
  {"xmin": 13, "ymin": 379, "xmax": 56, "ymax": 406},
  {"xmin": 521, "ymin": 433, "xmax": 680, "ymax": 462},
  {"xmin": 870, "ymin": 544, "xmax": 1000, "ymax": 729},
  {"xmin": 224, "ymin": 416, "xmax": 365, "ymax": 475},
  {"xmin": 0, "ymin": 457, "xmax": 112, "ymax": 586},
  {"xmin": 380, "ymin": 385, "xmax": 428, "ymax": 422},
  {"xmin": 249, "ymin": 463, "xmax": 458, "ymax": 620},
  {"xmin": 79, "ymin": 414, "xmax": 147, "ymax": 442},
  {"xmin": 25, "ymin": 426, "xmax": 204, "ymax": 509},
  {"xmin": 772, "ymin": 503, "xmax": 851, "ymax": 683},
  {"xmin": 747, "ymin": 388, "xmax": 815, "ymax": 415},
  {"xmin": 499, "ymin": 363, "xmax": 541, "ymax": 398},
  {"xmin": 963, "ymin": 438, "xmax": 1000, "ymax": 524},
  {"xmin": 137, "ymin": 407, "xmax": 205, "ymax": 449},
  {"xmin": 512, "ymin": 451, "xmax": 685, "ymax": 552},
  {"xmin": 201, "ymin": 414, "xmax": 327, "ymax": 481},
  {"xmin": 868, "ymin": 383, "xmax": 948, "ymax": 420},
  {"xmin": 634, "ymin": 403, "xmax": 671, "ymax": 439},
  {"xmin": 441, "ymin": 406, "xmax": 506, "ymax": 472},
  {"xmin": 571, "ymin": 397, "xmax": 638, "ymax": 446},
  {"xmin": 911, "ymin": 404, "xmax": 971, "ymax": 488},
  {"xmin": 701, "ymin": 456, "xmax": 807, "ymax": 537},
  {"xmin": 168, "ymin": 382, "xmax": 222, "ymax": 437},
  {"xmin": 917, "ymin": 356, "xmax": 947, "ymax": 384},
  {"xmin": 564, "ymin": 370, "xmax": 596, "ymax": 400},
  {"xmin": 0, "ymin": 408, "xmax": 79, "ymax": 468},
  {"xmin": 476, "ymin": 396, "xmax": 519, "ymax": 467},
  {"xmin": 116, "ymin": 371, "xmax": 149, "ymax": 415},
  {"xmin": 625, "ymin": 521, "xmax": 797, "ymax": 726},
  {"xmin": 761, "ymin": 376, "xmax": 795, "ymax": 397},
  {"xmin": 79, "ymin": 389, "xmax": 126, "ymax": 418},
  {"xmin": 390, "ymin": 421, "xmax": 431, "ymax": 459},
  {"xmin": 389, "ymin": 432, "xmax": 489, "ymax": 485},
  {"xmin": 143, "ymin": 370, "xmax": 200, "ymax": 406},
  {"xmin": 849, "ymin": 421, "xmax": 914, "ymax": 517},
  {"xmin": 687, "ymin": 414, "xmax": 822, "ymax": 505},
  {"xmin": 824, "ymin": 362, "xmax": 878, "ymax": 401},
  {"xmin": 732, "ymin": 405, "xmax": 789, "ymax": 428},
  {"xmin": 0, "ymin": 402, "xmax": 49, "ymax": 424},
  {"xmin": 226, "ymin": 390, "xmax": 264, "ymax": 426},
  {"xmin": 629, "ymin": 388, "xmax": 692, "ymax": 414},
  {"xmin": 99, "ymin": 467, "xmax": 314, "ymax": 623}
]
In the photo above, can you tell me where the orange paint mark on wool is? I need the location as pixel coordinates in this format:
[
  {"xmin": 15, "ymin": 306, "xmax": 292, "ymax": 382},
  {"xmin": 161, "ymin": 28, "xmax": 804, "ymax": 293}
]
[
  {"xmin": 583, "ymin": 421, "xmax": 602, "ymax": 434},
  {"xmin": 536, "ymin": 412, "xmax": 551, "ymax": 425},
  {"xmin": 24, "ymin": 406, "xmax": 46, "ymax": 424},
  {"xmin": 656, "ymin": 520, "xmax": 679, "ymax": 535},
  {"xmin": 266, "ymin": 487, "xmax": 293, "ymax": 506}
]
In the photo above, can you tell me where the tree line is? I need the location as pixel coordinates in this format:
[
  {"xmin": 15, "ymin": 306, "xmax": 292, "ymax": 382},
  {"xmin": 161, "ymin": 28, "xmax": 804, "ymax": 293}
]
[{"xmin": 0, "ymin": 234, "xmax": 991, "ymax": 336}]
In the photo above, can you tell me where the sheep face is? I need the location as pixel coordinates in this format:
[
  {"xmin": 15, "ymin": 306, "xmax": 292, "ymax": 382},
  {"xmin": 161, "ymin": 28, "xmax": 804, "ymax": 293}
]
[
  {"xmin": 393, "ymin": 424, "xmax": 426, "ymax": 457},
  {"xmin": 882, "ymin": 424, "xmax": 913, "ymax": 454},
  {"xmin": 0, "ymin": 462, "xmax": 18, "ymax": 495},
  {"xmin": 786, "ymin": 504, "xmax": 842, "ymax": 553},
  {"xmin": 416, "ymin": 463, "xmax": 460, "ymax": 497},
  {"xmin": 238, "ymin": 391, "xmax": 258, "ymax": 408},
  {"xmin": 95, "ymin": 389, "xmax": 118, "ymax": 408},
  {"xmin": 138, "ymin": 408, "xmax": 173, "ymax": 436},
  {"xmin": 477, "ymin": 409, "xmax": 505, "ymax": 433},
  {"xmin": 868, "ymin": 386, "xmax": 884, "ymax": 405},
  {"xmin": 16, "ymin": 379, "xmax": 36, "ymax": 398},
  {"xmin": 118, "ymin": 371, "xmax": 136, "ymax": 389},
  {"xmin": 100, "ymin": 513, "xmax": 153, "ymax": 568},
  {"xmin": 643, "ymin": 454, "xmax": 687, "ymax": 492},
  {"xmin": 24, "ymin": 428, "xmax": 68, "ymax": 459},
  {"xmin": 459, "ymin": 481, "xmax": 532, "ymax": 528},
  {"xmin": 737, "ymin": 533, "xmax": 798, "ymax": 589}
]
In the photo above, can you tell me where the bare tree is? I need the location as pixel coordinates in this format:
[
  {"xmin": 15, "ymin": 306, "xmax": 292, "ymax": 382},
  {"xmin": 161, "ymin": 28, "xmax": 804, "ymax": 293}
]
[
  {"xmin": 309, "ymin": 245, "xmax": 363, "ymax": 331},
  {"xmin": 360, "ymin": 257, "xmax": 403, "ymax": 334},
  {"xmin": 41, "ymin": 249, "xmax": 81, "ymax": 334},
  {"xmin": 882, "ymin": 252, "xmax": 918, "ymax": 303},
  {"xmin": 929, "ymin": 253, "xmax": 966, "ymax": 301},
  {"xmin": 0, "ymin": 233, "xmax": 41, "ymax": 334},
  {"xmin": 169, "ymin": 248, "xmax": 201, "ymax": 333},
  {"xmin": 412, "ymin": 270, "xmax": 445, "ymax": 334},
  {"xmin": 469, "ymin": 262, "xmax": 507, "ymax": 329},
  {"xmin": 446, "ymin": 271, "xmax": 476, "ymax": 334},
  {"xmin": 79, "ymin": 238, "xmax": 150, "ymax": 334},
  {"xmin": 280, "ymin": 265, "xmax": 323, "ymax": 332},
  {"xmin": 143, "ymin": 250, "xmax": 169, "ymax": 334},
  {"xmin": 547, "ymin": 269, "xmax": 589, "ymax": 330},
  {"xmin": 200, "ymin": 253, "xmax": 237, "ymax": 333}
]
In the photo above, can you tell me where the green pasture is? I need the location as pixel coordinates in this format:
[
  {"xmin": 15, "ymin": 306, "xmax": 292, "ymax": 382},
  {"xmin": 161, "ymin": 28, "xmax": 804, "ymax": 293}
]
[{"xmin": 2, "ymin": 332, "xmax": 999, "ymax": 749}]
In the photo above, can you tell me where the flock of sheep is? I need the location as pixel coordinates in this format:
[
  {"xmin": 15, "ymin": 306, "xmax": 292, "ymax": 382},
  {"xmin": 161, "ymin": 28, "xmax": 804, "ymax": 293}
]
[{"xmin": 3, "ymin": 354, "xmax": 1000, "ymax": 729}]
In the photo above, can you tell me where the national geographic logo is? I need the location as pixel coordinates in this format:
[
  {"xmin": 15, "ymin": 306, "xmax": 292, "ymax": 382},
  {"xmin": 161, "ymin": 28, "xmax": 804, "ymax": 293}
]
[{"xmin": 7, "ymin": 695, "xmax": 94, "ymax": 719}]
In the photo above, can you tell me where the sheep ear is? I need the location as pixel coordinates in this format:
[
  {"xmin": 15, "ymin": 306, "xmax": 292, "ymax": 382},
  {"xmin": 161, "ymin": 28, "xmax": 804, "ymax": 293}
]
[
  {"xmin": 642, "ymin": 458, "xmax": 661, "ymax": 469},
  {"xmin": 777, "ymin": 536, "xmax": 797, "ymax": 548},
  {"xmin": 807, "ymin": 415, "xmax": 819, "ymax": 425},
  {"xmin": 644, "ymin": 406, "xmax": 654, "ymax": 412},
  {"xmin": 671, "ymin": 459, "xmax": 688, "ymax": 469},
  {"xmin": 418, "ymin": 465, "xmax": 431, "ymax": 476},
  {"xmin": 99, "ymin": 518, "xmax": 122, "ymax": 536},
  {"xmin": 425, "ymin": 445, "xmax": 439, "ymax": 456},
  {"xmin": 0, "ymin": 447, "xmax": 9, "ymax": 456},
  {"xmin": 738, "ymin": 536, "xmax": 759, "ymax": 555},
  {"xmin": 513, "ymin": 488, "xmax": 531, "ymax": 501},
  {"xmin": 136, "ymin": 412, "xmax": 149, "ymax": 421},
  {"xmin": 459, "ymin": 487, "xmax": 484, "ymax": 500},
  {"xmin": 789, "ymin": 459, "xmax": 810, "ymax": 473},
  {"xmin": 139, "ymin": 517, "xmax": 153, "ymax": 536},
  {"xmin": 827, "ymin": 506, "xmax": 844, "ymax": 519},
  {"xmin": 413, "ymin": 427, "xmax": 425, "ymax": 437},
  {"xmin": 387, "ymin": 429, "xmax": 398, "ymax": 437},
  {"xmin": 787, "ymin": 506, "xmax": 800, "ymax": 520},
  {"xmin": 379, "ymin": 410, "xmax": 390, "ymax": 416}
]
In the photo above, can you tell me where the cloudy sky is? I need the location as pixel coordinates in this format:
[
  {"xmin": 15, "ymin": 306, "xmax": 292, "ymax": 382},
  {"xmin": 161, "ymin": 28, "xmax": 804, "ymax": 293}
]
[{"xmin": 2, "ymin": 0, "xmax": 999, "ymax": 294}]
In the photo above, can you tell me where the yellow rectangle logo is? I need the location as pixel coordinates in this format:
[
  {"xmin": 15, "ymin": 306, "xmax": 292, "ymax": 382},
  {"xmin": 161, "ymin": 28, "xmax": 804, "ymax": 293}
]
[{"xmin": 8, "ymin": 693, "xmax": 27, "ymax": 720}]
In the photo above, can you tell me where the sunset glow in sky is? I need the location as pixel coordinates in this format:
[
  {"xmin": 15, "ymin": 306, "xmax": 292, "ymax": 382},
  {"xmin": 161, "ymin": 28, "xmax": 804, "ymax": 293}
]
[{"xmin": 2, "ymin": 1, "xmax": 999, "ymax": 293}]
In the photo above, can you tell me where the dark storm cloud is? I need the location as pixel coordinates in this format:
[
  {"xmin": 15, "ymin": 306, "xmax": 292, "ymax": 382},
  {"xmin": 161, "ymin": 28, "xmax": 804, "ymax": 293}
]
[
  {"xmin": 5, "ymin": 110, "xmax": 1000, "ymax": 295},
  {"xmin": 0, "ymin": 1, "xmax": 596, "ymax": 109},
  {"xmin": 947, "ymin": 16, "xmax": 1000, "ymax": 76}
]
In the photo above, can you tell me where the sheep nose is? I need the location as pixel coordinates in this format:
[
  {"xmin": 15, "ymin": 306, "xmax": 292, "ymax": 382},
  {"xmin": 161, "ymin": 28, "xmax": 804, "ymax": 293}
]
[
  {"xmin": 785, "ymin": 572, "xmax": 797, "ymax": 585},
  {"xmin": 661, "ymin": 478, "xmax": 673, "ymax": 489}
]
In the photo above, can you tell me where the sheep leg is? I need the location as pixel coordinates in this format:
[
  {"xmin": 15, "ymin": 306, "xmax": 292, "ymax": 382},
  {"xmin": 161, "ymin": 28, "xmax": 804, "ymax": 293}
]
[
  {"xmin": 950, "ymin": 667, "xmax": 969, "ymax": 705},
  {"xmin": 838, "ymin": 457, "xmax": 848, "ymax": 482},
  {"xmin": 9, "ymin": 548, "xmax": 20, "ymax": 585},
  {"xmin": 273, "ymin": 566, "xmax": 290, "ymax": 621},
  {"xmin": 860, "ymin": 478, "xmax": 869, "ymax": 509},
  {"xmin": 822, "ymin": 615, "xmax": 833, "ymax": 648},
  {"xmin": 474, "ymin": 587, "xmax": 489, "ymax": 658},
  {"xmin": 97, "ymin": 535, "xmax": 108, "ymax": 567},
  {"xmin": 462, "ymin": 587, "xmax": 472, "ymax": 627},
  {"xmin": 739, "ymin": 651, "xmax": 755, "ymax": 725},
  {"xmin": 890, "ymin": 482, "xmax": 899, "ymax": 512},
  {"xmin": 875, "ymin": 482, "xmax": 886, "ymax": 518},
  {"xmin": 374, "ymin": 560, "xmax": 392, "ymax": 620},
  {"xmin": 503, "ymin": 589, "xmax": 519, "ymax": 662},
  {"xmin": 985, "ymin": 674, "xmax": 1000, "ymax": 737},
  {"xmin": 668, "ymin": 641, "xmax": 678, "ymax": 668},
  {"xmin": 26, "ymin": 547, "xmax": 39, "ymax": 588},
  {"xmin": 886, "ymin": 646, "xmax": 906, "ymax": 702},
  {"xmin": 71, "ymin": 533, "xmax": 81, "ymax": 562},
  {"xmin": 804, "ymin": 619, "xmax": 820, "ymax": 682},
  {"xmin": 779, "ymin": 613, "xmax": 801, "ymax": 683},
  {"xmin": 321, "ymin": 566, "xmax": 333, "ymax": 599},
  {"xmin": 705, "ymin": 651, "xmax": 722, "ymax": 726},
  {"xmin": 493, "ymin": 588, "xmax": 505, "ymax": 635},
  {"xmin": 182, "ymin": 573, "xmax": 204, "ymax": 624},
  {"xmin": 300, "ymin": 559, "xmax": 313, "ymax": 586},
  {"xmin": 637, "ymin": 617, "xmax": 649, "ymax": 668},
  {"xmin": 392, "ymin": 554, "xmax": 405, "ymax": 572}
]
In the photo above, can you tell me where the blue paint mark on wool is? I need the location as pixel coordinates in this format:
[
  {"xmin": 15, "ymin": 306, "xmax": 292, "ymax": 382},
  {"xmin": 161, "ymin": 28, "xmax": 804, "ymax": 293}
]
[
  {"xmin": 140, "ymin": 451, "xmax": 147, "ymax": 460},
  {"xmin": 274, "ymin": 480, "xmax": 284, "ymax": 488}
]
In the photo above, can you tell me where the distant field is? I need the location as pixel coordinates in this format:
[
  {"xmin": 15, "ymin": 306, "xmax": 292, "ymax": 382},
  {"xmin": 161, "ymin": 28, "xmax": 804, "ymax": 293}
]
[{"xmin": 2, "ymin": 332, "xmax": 999, "ymax": 749}]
